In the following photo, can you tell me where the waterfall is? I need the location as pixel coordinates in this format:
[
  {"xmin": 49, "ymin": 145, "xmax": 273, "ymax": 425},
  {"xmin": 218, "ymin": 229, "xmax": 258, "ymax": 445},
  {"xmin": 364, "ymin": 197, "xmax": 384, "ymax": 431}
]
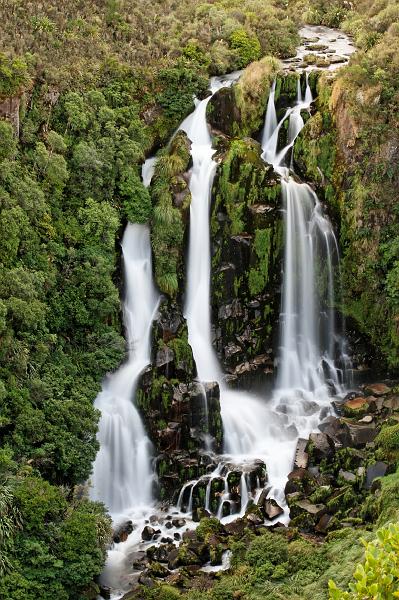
[
  {"xmin": 181, "ymin": 89, "xmax": 221, "ymax": 382},
  {"xmin": 90, "ymin": 226, "xmax": 159, "ymax": 515},
  {"xmin": 181, "ymin": 74, "xmax": 294, "ymax": 519},
  {"xmin": 261, "ymin": 79, "xmax": 277, "ymax": 149},
  {"xmin": 181, "ymin": 72, "xmax": 348, "ymax": 522},
  {"xmin": 262, "ymin": 74, "xmax": 345, "ymax": 408}
]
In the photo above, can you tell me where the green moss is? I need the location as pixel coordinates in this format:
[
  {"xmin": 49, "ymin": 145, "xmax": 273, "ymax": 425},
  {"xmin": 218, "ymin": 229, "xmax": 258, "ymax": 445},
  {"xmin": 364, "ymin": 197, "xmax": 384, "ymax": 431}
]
[
  {"xmin": 167, "ymin": 327, "xmax": 193, "ymax": 374},
  {"xmin": 233, "ymin": 56, "xmax": 280, "ymax": 137},
  {"xmin": 151, "ymin": 131, "xmax": 191, "ymax": 297},
  {"xmin": 248, "ymin": 228, "xmax": 272, "ymax": 295},
  {"xmin": 375, "ymin": 423, "xmax": 399, "ymax": 451},
  {"xmin": 196, "ymin": 517, "xmax": 224, "ymax": 542},
  {"xmin": 246, "ymin": 530, "xmax": 288, "ymax": 567}
]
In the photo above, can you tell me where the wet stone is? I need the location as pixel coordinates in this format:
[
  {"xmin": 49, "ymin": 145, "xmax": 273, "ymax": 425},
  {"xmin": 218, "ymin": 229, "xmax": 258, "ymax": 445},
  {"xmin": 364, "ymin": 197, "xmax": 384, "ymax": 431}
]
[
  {"xmin": 364, "ymin": 462, "xmax": 388, "ymax": 490},
  {"xmin": 294, "ymin": 438, "xmax": 309, "ymax": 469},
  {"xmin": 113, "ymin": 520, "xmax": 134, "ymax": 544},
  {"xmin": 364, "ymin": 383, "xmax": 391, "ymax": 396},
  {"xmin": 172, "ymin": 518, "xmax": 186, "ymax": 528},
  {"xmin": 263, "ymin": 499, "xmax": 284, "ymax": 520},
  {"xmin": 142, "ymin": 525, "xmax": 157, "ymax": 541}
]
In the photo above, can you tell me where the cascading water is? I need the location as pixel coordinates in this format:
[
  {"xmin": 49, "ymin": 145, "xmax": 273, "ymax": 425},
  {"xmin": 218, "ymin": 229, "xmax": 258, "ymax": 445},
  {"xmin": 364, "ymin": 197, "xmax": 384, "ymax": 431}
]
[
  {"xmin": 180, "ymin": 74, "xmax": 300, "ymax": 521},
  {"xmin": 263, "ymin": 75, "xmax": 346, "ymax": 396},
  {"xmin": 90, "ymin": 224, "xmax": 159, "ymax": 515},
  {"xmin": 89, "ymin": 29, "xmax": 354, "ymax": 596}
]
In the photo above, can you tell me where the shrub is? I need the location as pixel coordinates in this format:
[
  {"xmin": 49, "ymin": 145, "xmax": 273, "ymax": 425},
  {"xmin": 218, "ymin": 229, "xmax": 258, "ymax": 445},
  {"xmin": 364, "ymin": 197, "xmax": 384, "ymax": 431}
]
[
  {"xmin": 229, "ymin": 28, "xmax": 262, "ymax": 69},
  {"xmin": 196, "ymin": 517, "xmax": 224, "ymax": 542},
  {"xmin": 245, "ymin": 530, "xmax": 288, "ymax": 568},
  {"xmin": 329, "ymin": 523, "xmax": 399, "ymax": 599}
]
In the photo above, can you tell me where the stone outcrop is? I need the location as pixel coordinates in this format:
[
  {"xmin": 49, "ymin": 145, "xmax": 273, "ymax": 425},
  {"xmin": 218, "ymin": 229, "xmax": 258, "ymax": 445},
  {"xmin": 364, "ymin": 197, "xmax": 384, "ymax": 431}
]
[
  {"xmin": 0, "ymin": 95, "xmax": 21, "ymax": 135},
  {"xmin": 210, "ymin": 137, "xmax": 282, "ymax": 382},
  {"xmin": 137, "ymin": 298, "xmax": 223, "ymax": 500}
]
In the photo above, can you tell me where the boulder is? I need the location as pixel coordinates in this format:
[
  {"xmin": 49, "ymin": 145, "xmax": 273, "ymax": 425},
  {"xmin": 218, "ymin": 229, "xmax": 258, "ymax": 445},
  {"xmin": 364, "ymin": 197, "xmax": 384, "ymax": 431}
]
[
  {"xmin": 364, "ymin": 383, "xmax": 391, "ymax": 396},
  {"xmin": 285, "ymin": 468, "xmax": 316, "ymax": 495},
  {"xmin": 342, "ymin": 397, "xmax": 369, "ymax": 417},
  {"xmin": 291, "ymin": 499, "xmax": 326, "ymax": 518},
  {"xmin": 319, "ymin": 417, "xmax": 352, "ymax": 447},
  {"xmin": 306, "ymin": 433, "xmax": 335, "ymax": 463},
  {"xmin": 348, "ymin": 423, "xmax": 377, "ymax": 448},
  {"xmin": 171, "ymin": 518, "xmax": 186, "ymax": 529},
  {"xmin": 142, "ymin": 526, "xmax": 157, "ymax": 541},
  {"xmin": 294, "ymin": 438, "xmax": 309, "ymax": 469},
  {"xmin": 364, "ymin": 462, "xmax": 388, "ymax": 490},
  {"xmin": 263, "ymin": 499, "xmax": 284, "ymax": 521},
  {"xmin": 113, "ymin": 520, "xmax": 134, "ymax": 544}
]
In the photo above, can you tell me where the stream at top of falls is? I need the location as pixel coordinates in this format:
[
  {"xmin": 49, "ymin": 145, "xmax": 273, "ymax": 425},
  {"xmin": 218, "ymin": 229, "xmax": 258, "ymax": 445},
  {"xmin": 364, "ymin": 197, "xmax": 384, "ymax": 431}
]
[{"xmin": 90, "ymin": 26, "xmax": 355, "ymax": 600}]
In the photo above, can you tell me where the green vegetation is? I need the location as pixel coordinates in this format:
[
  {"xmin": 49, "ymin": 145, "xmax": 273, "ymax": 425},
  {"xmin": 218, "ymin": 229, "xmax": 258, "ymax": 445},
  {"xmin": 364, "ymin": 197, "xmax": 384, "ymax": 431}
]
[
  {"xmin": 329, "ymin": 523, "xmax": 399, "ymax": 599},
  {"xmin": 233, "ymin": 56, "xmax": 280, "ymax": 137},
  {"xmin": 151, "ymin": 132, "xmax": 192, "ymax": 297},
  {"xmin": 248, "ymin": 228, "xmax": 273, "ymax": 295},
  {"xmin": 0, "ymin": 1, "xmax": 302, "ymax": 593},
  {"xmin": 291, "ymin": 0, "xmax": 350, "ymax": 28},
  {"xmin": 1, "ymin": 0, "xmax": 399, "ymax": 596}
]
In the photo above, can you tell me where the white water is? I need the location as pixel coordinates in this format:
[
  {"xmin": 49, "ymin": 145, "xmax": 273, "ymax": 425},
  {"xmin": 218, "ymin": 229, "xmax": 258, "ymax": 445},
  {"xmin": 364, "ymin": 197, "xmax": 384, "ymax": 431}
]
[
  {"xmin": 261, "ymin": 79, "xmax": 277, "ymax": 152},
  {"xmin": 90, "ymin": 224, "xmax": 159, "ymax": 514},
  {"xmin": 181, "ymin": 74, "xmax": 300, "ymax": 522},
  {"xmin": 264, "ymin": 76, "xmax": 345, "ymax": 395}
]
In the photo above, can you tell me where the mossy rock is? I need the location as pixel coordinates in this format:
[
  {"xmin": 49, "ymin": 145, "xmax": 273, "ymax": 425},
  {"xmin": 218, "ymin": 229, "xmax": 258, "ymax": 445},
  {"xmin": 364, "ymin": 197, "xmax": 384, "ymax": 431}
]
[{"xmin": 341, "ymin": 397, "xmax": 369, "ymax": 418}]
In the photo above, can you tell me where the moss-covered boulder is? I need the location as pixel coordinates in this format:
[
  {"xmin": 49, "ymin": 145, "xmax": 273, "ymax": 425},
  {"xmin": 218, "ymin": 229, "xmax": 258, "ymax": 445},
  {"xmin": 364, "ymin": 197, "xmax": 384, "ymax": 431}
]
[{"xmin": 207, "ymin": 56, "xmax": 280, "ymax": 138}]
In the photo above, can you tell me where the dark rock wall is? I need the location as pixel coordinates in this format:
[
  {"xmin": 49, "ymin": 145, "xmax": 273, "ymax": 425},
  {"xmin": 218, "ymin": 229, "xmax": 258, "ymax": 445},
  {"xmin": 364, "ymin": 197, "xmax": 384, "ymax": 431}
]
[{"xmin": 210, "ymin": 138, "xmax": 283, "ymax": 384}]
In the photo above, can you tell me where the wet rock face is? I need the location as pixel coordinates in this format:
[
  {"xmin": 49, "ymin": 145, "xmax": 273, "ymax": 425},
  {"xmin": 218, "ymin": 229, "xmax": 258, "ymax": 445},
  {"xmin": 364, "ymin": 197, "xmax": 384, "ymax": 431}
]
[
  {"xmin": 210, "ymin": 138, "xmax": 283, "ymax": 382},
  {"xmin": 137, "ymin": 297, "xmax": 223, "ymax": 501},
  {"xmin": 207, "ymin": 87, "xmax": 241, "ymax": 137},
  {"xmin": 177, "ymin": 460, "xmax": 267, "ymax": 520}
]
